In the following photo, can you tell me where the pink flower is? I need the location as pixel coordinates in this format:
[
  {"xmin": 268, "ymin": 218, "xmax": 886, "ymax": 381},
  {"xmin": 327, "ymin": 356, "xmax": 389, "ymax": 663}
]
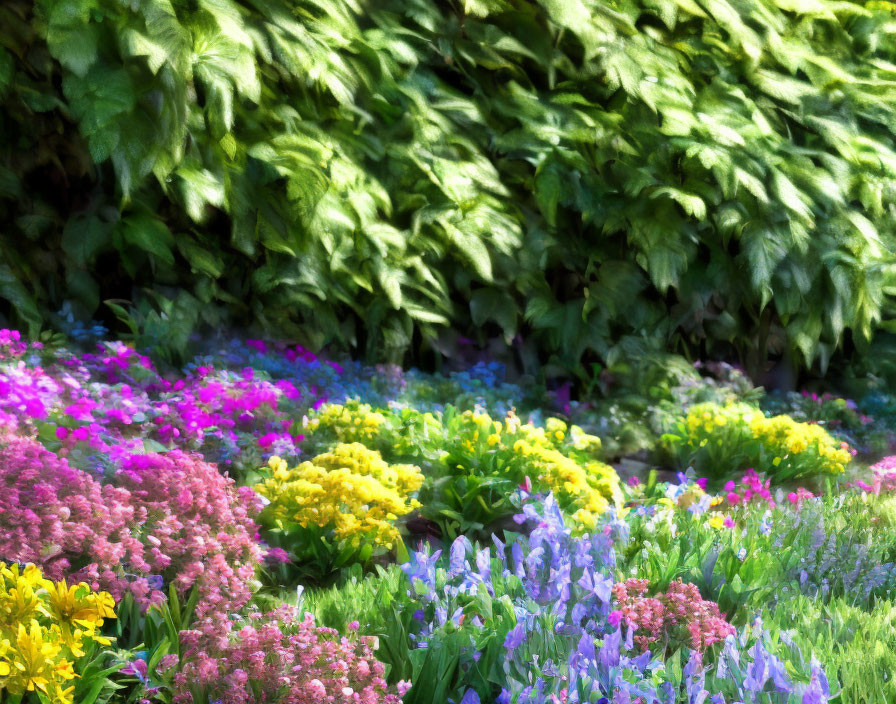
[
  {"xmin": 608, "ymin": 610, "xmax": 623, "ymax": 627},
  {"xmin": 257, "ymin": 432, "xmax": 278, "ymax": 450}
]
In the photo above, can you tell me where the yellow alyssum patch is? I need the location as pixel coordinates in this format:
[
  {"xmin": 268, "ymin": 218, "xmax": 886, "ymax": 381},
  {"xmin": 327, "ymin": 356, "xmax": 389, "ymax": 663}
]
[
  {"xmin": 257, "ymin": 443, "xmax": 423, "ymax": 549},
  {"xmin": 456, "ymin": 410, "xmax": 622, "ymax": 529},
  {"xmin": 304, "ymin": 402, "xmax": 387, "ymax": 444}
]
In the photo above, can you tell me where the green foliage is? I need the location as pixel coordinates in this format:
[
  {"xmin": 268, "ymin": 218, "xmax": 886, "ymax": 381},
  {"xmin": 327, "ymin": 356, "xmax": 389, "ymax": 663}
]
[
  {"xmin": 623, "ymin": 493, "xmax": 896, "ymax": 625},
  {"xmin": 571, "ymin": 354, "xmax": 761, "ymax": 458},
  {"xmin": 766, "ymin": 595, "xmax": 896, "ymax": 703},
  {"xmin": 4, "ymin": 0, "xmax": 896, "ymax": 368},
  {"xmin": 303, "ymin": 559, "xmax": 517, "ymax": 703}
]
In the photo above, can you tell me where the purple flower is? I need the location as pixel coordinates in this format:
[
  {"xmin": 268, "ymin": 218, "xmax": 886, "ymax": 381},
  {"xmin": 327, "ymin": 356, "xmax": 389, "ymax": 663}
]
[
  {"xmin": 504, "ymin": 622, "xmax": 526, "ymax": 651},
  {"xmin": 459, "ymin": 690, "xmax": 480, "ymax": 704}
]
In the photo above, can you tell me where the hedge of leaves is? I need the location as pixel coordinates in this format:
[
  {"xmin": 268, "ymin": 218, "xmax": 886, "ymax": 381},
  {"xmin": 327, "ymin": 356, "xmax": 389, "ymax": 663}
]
[{"xmin": 4, "ymin": 0, "xmax": 896, "ymax": 369}]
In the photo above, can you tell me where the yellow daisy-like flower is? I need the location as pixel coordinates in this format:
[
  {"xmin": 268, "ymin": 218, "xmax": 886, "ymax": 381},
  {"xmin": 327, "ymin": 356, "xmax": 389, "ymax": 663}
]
[
  {"xmin": 0, "ymin": 563, "xmax": 116, "ymax": 704},
  {"xmin": 257, "ymin": 444, "xmax": 423, "ymax": 549}
]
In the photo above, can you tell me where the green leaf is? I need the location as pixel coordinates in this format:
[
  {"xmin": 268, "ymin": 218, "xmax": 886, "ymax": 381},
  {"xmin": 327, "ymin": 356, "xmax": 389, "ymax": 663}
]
[
  {"xmin": 177, "ymin": 239, "xmax": 224, "ymax": 278},
  {"xmin": 120, "ymin": 214, "xmax": 175, "ymax": 266},
  {"xmin": 61, "ymin": 215, "xmax": 109, "ymax": 266},
  {"xmin": 0, "ymin": 265, "xmax": 42, "ymax": 336}
]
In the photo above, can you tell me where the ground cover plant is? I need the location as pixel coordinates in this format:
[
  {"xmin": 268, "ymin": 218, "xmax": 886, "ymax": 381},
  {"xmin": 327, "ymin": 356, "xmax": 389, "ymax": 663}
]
[{"xmin": 4, "ymin": 329, "xmax": 896, "ymax": 703}]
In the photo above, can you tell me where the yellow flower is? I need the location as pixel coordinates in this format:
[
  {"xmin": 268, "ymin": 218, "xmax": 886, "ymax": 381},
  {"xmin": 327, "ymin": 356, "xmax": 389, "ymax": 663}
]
[{"xmin": 256, "ymin": 443, "xmax": 423, "ymax": 549}]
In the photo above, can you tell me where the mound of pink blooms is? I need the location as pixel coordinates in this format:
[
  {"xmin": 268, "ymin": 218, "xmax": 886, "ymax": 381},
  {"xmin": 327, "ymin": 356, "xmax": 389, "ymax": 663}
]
[
  {"xmin": 173, "ymin": 605, "xmax": 411, "ymax": 704},
  {"xmin": 610, "ymin": 579, "xmax": 735, "ymax": 653},
  {"xmin": 0, "ymin": 433, "xmax": 262, "ymax": 614}
]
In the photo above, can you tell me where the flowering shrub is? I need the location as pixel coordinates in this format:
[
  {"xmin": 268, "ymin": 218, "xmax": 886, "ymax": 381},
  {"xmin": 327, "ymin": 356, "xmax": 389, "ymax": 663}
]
[
  {"xmin": 111, "ymin": 450, "xmax": 263, "ymax": 617},
  {"xmin": 0, "ymin": 562, "xmax": 116, "ymax": 704},
  {"xmin": 611, "ymin": 578, "xmax": 735, "ymax": 652},
  {"xmin": 663, "ymin": 402, "xmax": 852, "ymax": 482},
  {"xmin": 171, "ymin": 606, "xmax": 411, "ymax": 704},
  {"xmin": 302, "ymin": 403, "xmax": 623, "ymax": 536},
  {"xmin": 750, "ymin": 414, "xmax": 852, "ymax": 480},
  {"xmin": 762, "ymin": 390, "xmax": 895, "ymax": 457},
  {"xmin": 258, "ymin": 444, "xmax": 423, "ymax": 547},
  {"xmin": 0, "ymin": 435, "xmax": 262, "ymax": 616}
]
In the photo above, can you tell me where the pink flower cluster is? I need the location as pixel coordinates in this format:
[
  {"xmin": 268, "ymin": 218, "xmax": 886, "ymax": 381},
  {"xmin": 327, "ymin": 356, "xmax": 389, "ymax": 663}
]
[
  {"xmin": 722, "ymin": 469, "xmax": 815, "ymax": 509},
  {"xmin": 723, "ymin": 469, "xmax": 775, "ymax": 508},
  {"xmin": 0, "ymin": 434, "xmax": 262, "ymax": 615},
  {"xmin": 0, "ymin": 338, "xmax": 317, "ymax": 472},
  {"xmin": 0, "ymin": 328, "xmax": 33, "ymax": 358},
  {"xmin": 173, "ymin": 606, "xmax": 410, "ymax": 704},
  {"xmin": 862, "ymin": 456, "xmax": 896, "ymax": 494},
  {"xmin": 611, "ymin": 579, "xmax": 735, "ymax": 653}
]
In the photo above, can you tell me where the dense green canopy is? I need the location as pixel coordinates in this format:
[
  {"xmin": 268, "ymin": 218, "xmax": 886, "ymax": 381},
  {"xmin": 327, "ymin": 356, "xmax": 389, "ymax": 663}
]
[{"xmin": 3, "ymin": 0, "xmax": 896, "ymax": 371}]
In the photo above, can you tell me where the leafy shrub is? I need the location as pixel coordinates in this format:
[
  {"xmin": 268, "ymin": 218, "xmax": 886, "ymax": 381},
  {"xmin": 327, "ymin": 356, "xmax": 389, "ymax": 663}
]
[
  {"xmin": 761, "ymin": 391, "xmax": 896, "ymax": 458},
  {"xmin": 662, "ymin": 402, "xmax": 852, "ymax": 482},
  {"xmin": 0, "ymin": 562, "xmax": 117, "ymax": 704},
  {"xmin": 255, "ymin": 444, "xmax": 423, "ymax": 579},
  {"xmin": 569, "ymin": 355, "xmax": 762, "ymax": 459},
  {"xmin": 4, "ymin": 0, "xmax": 896, "ymax": 370}
]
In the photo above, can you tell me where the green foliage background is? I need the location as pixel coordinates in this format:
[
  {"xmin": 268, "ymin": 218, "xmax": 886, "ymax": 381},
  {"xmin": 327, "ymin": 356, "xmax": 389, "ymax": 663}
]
[{"xmin": 4, "ymin": 0, "xmax": 896, "ymax": 371}]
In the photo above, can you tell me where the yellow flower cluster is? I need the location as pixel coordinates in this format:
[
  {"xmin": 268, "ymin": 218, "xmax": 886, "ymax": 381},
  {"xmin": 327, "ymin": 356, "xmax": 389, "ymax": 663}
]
[
  {"xmin": 457, "ymin": 410, "xmax": 622, "ymax": 528},
  {"xmin": 674, "ymin": 402, "xmax": 851, "ymax": 478},
  {"xmin": 0, "ymin": 563, "xmax": 116, "ymax": 704},
  {"xmin": 304, "ymin": 402, "xmax": 387, "ymax": 444},
  {"xmin": 257, "ymin": 443, "xmax": 424, "ymax": 549},
  {"xmin": 681, "ymin": 402, "xmax": 758, "ymax": 444},
  {"xmin": 750, "ymin": 414, "xmax": 851, "ymax": 475}
]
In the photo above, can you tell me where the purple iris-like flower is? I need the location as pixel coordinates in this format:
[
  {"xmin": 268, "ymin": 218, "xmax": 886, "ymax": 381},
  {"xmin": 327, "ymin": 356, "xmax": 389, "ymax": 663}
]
[
  {"xmin": 744, "ymin": 639, "xmax": 771, "ymax": 693},
  {"xmin": 577, "ymin": 568, "xmax": 613, "ymax": 603},
  {"xmin": 598, "ymin": 628, "xmax": 621, "ymax": 669},
  {"xmin": 811, "ymin": 655, "xmax": 830, "ymax": 696},
  {"xmin": 768, "ymin": 652, "xmax": 792, "ymax": 693},
  {"xmin": 504, "ymin": 621, "xmax": 526, "ymax": 651}
]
